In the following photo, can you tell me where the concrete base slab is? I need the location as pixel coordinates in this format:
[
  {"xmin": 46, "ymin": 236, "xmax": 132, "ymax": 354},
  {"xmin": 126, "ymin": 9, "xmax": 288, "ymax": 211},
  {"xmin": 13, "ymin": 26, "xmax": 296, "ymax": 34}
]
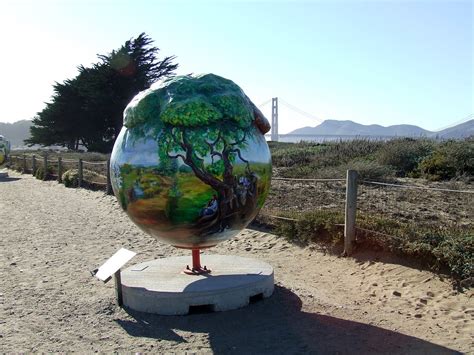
[
  {"xmin": 0, "ymin": 169, "xmax": 8, "ymax": 178},
  {"xmin": 120, "ymin": 254, "xmax": 274, "ymax": 315}
]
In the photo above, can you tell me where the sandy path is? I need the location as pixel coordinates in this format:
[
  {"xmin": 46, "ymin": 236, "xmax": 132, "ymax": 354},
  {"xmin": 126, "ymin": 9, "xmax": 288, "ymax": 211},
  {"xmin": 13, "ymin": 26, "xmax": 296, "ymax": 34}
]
[{"xmin": 1, "ymin": 172, "xmax": 472, "ymax": 353}]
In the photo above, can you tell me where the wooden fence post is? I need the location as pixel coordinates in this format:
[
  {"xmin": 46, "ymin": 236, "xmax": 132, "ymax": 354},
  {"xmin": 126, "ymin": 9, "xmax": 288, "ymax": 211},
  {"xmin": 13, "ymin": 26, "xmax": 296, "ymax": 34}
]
[
  {"xmin": 22, "ymin": 154, "xmax": 27, "ymax": 173},
  {"xmin": 43, "ymin": 156, "xmax": 48, "ymax": 180},
  {"xmin": 58, "ymin": 157, "xmax": 63, "ymax": 183},
  {"xmin": 78, "ymin": 159, "xmax": 83, "ymax": 187},
  {"xmin": 32, "ymin": 155, "xmax": 36, "ymax": 175},
  {"xmin": 343, "ymin": 170, "xmax": 358, "ymax": 256},
  {"xmin": 106, "ymin": 158, "xmax": 112, "ymax": 195}
]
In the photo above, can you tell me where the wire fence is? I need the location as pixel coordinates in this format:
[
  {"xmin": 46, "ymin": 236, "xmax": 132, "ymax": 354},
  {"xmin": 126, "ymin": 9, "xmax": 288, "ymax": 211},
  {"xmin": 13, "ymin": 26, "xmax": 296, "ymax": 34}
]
[
  {"xmin": 264, "ymin": 176, "xmax": 474, "ymax": 228},
  {"xmin": 261, "ymin": 171, "xmax": 473, "ymax": 256},
  {"xmin": 358, "ymin": 180, "xmax": 474, "ymax": 228},
  {"xmin": 260, "ymin": 177, "xmax": 346, "ymax": 221}
]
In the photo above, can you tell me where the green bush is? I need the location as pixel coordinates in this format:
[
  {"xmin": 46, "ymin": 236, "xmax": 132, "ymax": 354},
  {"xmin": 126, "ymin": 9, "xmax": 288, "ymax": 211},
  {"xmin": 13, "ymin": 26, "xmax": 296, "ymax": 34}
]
[
  {"xmin": 345, "ymin": 160, "xmax": 395, "ymax": 180},
  {"xmin": 271, "ymin": 143, "xmax": 323, "ymax": 167},
  {"xmin": 419, "ymin": 151, "xmax": 456, "ymax": 181},
  {"xmin": 377, "ymin": 138, "xmax": 434, "ymax": 176},
  {"xmin": 419, "ymin": 139, "xmax": 474, "ymax": 181},
  {"xmin": 270, "ymin": 138, "xmax": 473, "ymax": 181},
  {"xmin": 62, "ymin": 169, "xmax": 80, "ymax": 187},
  {"xmin": 280, "ymin": 158, "xmax": 394, "ymax": 180},
  {"xmin": 271, "ymin": 210, "xmax": 473, "ymax": 280},
  {"xmin": 62, "ymin": 168, "xmax": 104, "ymax": 188},
  {"xmin": 274, "ymin": 210, "xmax": 344, "ymax": 245},
  {"xmin": 432, "ymin": 232, "xmax": 473, "ymax": 281},
  {"xmin": 34, "ymin": 166, "xmax": 53, "ymax": 180},
  {"xmin": 356, "ymin": 213, "xmax": 473, "ymax": 280}
]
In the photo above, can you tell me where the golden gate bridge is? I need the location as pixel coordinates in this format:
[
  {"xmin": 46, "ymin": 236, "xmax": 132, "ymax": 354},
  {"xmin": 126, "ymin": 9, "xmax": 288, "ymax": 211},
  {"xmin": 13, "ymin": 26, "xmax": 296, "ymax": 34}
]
[{"xmin": 258, "ymin": 98, "xmax": 474, "ymax": 142}]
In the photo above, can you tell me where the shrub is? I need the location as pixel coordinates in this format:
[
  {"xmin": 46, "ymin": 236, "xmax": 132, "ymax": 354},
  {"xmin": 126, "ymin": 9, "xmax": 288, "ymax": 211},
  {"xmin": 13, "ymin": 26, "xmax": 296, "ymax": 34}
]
[
  {"xmin": 62, "ymin": 168, "xmax": 104, "ymax": 188},
  {"xmin": 433, "ymin": 232, "xmax": 473, "ymax": 281},
  {"xmin": 419, "ymin": 139, "xmax": 474, "ymax": 181},
  {"xmin": 34, "ymin": 166, "xmax": 53, "ymax": 180},
  {"xmin": 356, "ymin": 213, "xmax": 473, "ymax": 280},
  {"xmin": 272, "ymin": 210, "xmax": 473, "ymax": 280},
  {"xmin": 271, "ymin": 144, "xmax": 323, "ymax": 167},
  {"xmin": 377, "ymin": 138, "xmax": 434, "ymax": 176},
  {"xmin": 345, "ymin": 160, "xmax": 395, "ymax": 180},
  {"xmin": 419, "ymin": 151, "xmax": 456, "ymax": 181},
  {"xmin": 281, "ymin": 159, "xmax": 394, "ymax": 180},
  {"xmin": 274, "ymin": 210, "xmax": 344, "ymax": 245},
  {"xmin": 62, "ymin": 169, "xmax": 80, "ymax": 187},
  {"xmin": 268, "ymin": 138, "xmax": 472, "ymax": 180}
]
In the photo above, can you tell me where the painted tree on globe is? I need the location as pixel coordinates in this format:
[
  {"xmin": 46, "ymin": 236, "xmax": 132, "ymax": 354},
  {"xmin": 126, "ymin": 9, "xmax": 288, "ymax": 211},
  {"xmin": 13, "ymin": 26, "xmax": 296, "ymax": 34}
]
[
  {"xmin": 111, "ymin": 74, "xmax": 272, "ymax": 252},
  {"xmin": 0, "ymin": 136, "xmax": 10, "ymax": 165}
]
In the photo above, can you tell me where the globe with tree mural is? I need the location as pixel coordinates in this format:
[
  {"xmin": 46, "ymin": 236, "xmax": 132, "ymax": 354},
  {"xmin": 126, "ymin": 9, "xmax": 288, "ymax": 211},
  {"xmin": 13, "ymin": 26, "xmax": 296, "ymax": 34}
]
[
  {"xmin": 0, "ymin": 135, "xmax": 10, "ymax": 165},
  {"xmin": 110, "ymin": 74, "xmax": 272, "ymax": 251}
]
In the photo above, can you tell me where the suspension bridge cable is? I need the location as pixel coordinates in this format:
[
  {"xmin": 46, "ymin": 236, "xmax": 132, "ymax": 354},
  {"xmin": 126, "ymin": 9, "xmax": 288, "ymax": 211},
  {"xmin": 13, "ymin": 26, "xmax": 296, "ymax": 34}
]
[
  {"xmin": 257, "ymin": 98, "xmax": 272, "ymax": 108},
  {"xmin": 279, "ymin": 98, "xmax": 324, "ymax": 123},
  {"xmin": 434, "ymin": 113, "xmax": 474, "ymax": 132}
]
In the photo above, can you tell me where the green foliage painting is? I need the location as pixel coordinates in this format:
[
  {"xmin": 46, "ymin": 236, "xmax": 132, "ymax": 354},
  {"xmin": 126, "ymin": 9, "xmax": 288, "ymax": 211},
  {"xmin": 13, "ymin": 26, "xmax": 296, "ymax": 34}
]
[
  {"xmin": 0, "ymin": 135, "xmax": 10, "ymax": 165},
  {"xmin": 110, "ymin": 74, "xmax": 272, "ymax": 249}
]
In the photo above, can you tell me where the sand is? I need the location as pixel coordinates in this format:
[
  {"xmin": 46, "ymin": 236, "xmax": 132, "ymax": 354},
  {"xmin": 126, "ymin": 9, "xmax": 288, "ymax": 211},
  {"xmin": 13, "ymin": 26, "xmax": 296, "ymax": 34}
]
[{"xmin": 1, "ymin": 172, "xmax": 472, "ymax": 353}]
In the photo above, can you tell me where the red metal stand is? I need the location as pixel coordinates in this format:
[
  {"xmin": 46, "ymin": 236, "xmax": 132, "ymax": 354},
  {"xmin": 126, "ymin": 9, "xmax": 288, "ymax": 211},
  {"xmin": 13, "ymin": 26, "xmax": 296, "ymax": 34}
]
[
  {"xmin": 183, "ymin": 249, "xmax": 211, "ymax": 275},
  {"xmin": 192, "ymin": 249, "xmax": 201, "ymax": 269}
]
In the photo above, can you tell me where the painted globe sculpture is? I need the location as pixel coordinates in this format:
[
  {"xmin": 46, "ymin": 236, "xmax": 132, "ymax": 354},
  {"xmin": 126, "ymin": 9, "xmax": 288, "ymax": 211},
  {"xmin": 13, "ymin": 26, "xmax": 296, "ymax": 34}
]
[
  {"xmin": 110, "ymin": 74, "xmax": 272, "ymax": 250},
  {"xmin": 0, "ymin": 135, "xmax": 10, "ymax": 165}
]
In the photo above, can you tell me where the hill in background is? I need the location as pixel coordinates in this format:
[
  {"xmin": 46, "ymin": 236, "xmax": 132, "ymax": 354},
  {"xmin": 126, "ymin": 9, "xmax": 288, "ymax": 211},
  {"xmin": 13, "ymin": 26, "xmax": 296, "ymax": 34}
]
[
  {"xmin": 435, "ymin": 119, "xmax": 474, "ymax": 139},
  {"xmin": 1, "ymin": 117, "xmax": 472, "ymax": 149},
  {"xmin": 0, "ymin": 120, "xmax": 32, "ymax": 147},
  {"xmin": 289, "ymin": 119, "xmax": 474, "ymax": 139}
]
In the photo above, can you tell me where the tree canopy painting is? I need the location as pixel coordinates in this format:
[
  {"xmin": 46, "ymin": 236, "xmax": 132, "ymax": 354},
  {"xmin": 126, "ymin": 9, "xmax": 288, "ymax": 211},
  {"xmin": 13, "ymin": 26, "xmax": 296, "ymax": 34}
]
[
  {"xmin": 110, "ymin": 74, "xmax": 272, "ymax": 249},
  {"xmin": 0, "ymin": 135, "xmax": 10, "ymax": 165}
]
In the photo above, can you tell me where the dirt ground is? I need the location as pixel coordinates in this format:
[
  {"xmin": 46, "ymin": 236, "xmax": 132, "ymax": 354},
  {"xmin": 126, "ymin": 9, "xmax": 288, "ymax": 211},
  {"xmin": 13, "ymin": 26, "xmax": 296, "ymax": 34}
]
[{"xmin": 1, "ymin": 172, "xmax": 473, "ymax": 353}]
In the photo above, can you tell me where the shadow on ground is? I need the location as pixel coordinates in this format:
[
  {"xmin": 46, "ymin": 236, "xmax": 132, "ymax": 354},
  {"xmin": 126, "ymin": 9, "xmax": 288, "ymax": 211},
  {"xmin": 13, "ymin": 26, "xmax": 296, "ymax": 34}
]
[
  {"xmin": 116, "ymin": 285, "xmax": 459, "ymax": 354},
  {"xmin": 0, "ymin": 176, "xmax": 21, "ymax": 182}
]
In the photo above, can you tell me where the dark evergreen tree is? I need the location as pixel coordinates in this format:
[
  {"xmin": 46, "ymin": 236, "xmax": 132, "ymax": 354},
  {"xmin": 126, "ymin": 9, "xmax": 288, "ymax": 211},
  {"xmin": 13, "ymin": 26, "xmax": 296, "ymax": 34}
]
[{"xmin": 26, "ymin": 33, "xmax": 178, "ymax": 152}]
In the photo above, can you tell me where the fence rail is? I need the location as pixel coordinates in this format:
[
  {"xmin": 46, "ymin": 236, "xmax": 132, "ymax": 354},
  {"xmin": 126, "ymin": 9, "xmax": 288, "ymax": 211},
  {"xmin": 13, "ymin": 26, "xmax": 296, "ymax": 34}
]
[
  {"xmin": 8, "ymin": 154, "xmax": 112, "ymax": 194},
  {"xmin": 273, "ymin": 177, "xmax": 346, "ymax": 182},
  {"xmin": 362, "ymin": 180, "xmax": 474, "ymax": 194},
  {"xmin": 82, "ymin": 160, "xmax": 108, "ymax": 165}
]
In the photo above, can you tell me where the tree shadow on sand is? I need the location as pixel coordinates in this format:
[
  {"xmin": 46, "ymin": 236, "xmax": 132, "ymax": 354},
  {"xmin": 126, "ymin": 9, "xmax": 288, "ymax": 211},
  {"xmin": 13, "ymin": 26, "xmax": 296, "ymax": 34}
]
[{"xmin": 116, "ymin": 285, "xmax": 459, "ymax": 354}]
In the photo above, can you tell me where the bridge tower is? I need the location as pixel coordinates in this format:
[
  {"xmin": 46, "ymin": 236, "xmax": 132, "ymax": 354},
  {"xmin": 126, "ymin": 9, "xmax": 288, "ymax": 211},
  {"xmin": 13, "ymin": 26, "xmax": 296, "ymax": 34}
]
[{"xmin": 271, "ymin": 97, "xmax": 279, "ymax": 141}]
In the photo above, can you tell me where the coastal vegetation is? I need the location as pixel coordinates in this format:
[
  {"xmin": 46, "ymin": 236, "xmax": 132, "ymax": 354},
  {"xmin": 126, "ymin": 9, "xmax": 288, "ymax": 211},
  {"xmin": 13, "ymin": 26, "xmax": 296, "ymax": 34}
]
[
  {"xmin": 270, "ymin": 209, "xmax": 473, "ymax": 281},
  {"xmin": 270, "ymin": 136, "xmax": 473, "ymax": 181},
  {"xmin": 267, "ymin": 137, "xmax": 473, "ymax": 281}
]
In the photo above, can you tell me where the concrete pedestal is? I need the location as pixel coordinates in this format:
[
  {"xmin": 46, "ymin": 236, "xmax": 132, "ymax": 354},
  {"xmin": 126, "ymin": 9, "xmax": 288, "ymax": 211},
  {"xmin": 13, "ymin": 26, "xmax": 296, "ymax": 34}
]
[
  {"xmin": 0, "ymin": 169, "xmax": 8, "ymax": 178},
  {"xmin": 120, "ymin": 254, "xmax": 274, "ymax": 315}
]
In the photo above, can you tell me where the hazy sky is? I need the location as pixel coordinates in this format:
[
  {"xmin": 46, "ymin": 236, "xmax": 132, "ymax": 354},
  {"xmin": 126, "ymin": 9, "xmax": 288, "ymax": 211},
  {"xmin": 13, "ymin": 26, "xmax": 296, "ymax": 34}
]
[{"xmin": 0, "ymin": 0, "xmax": 472, "ymax": 133}]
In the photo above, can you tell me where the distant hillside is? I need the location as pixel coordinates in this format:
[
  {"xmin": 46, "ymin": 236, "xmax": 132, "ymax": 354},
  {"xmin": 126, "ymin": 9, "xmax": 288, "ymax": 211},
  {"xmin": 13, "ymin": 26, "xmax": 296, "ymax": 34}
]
[
  {"xmin": 289, "ymin": 119, "xmax": 474, "ymax": 139},
  {"xmin": 434, "ymin": 119, "xmax": 474, "ymax": 139},
  {"xmin": 0, "ymin": 120, "xmax": 32, "ymax": 147}
]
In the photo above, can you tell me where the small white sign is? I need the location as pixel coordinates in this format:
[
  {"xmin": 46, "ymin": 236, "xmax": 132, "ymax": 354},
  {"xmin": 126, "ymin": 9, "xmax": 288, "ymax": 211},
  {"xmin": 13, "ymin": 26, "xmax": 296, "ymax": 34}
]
[{"xmin": 95, "ymin": 248, "xmax": 136, "ymax": 282}]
